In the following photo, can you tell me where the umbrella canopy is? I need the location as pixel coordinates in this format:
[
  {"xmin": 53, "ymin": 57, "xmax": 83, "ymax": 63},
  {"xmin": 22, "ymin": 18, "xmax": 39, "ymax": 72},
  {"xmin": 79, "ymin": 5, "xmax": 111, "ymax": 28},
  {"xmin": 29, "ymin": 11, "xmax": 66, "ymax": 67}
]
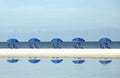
[
  {"xmin": 72, "ymin": 59, "xmax": 85, "ymax": 64},
  {"xmin": 51, "ymin": 59, "xmax": 63, "ymax": 64},
  {"xmin": 7, "ymin": 38, "xmax": 19, "ymax": 48},
  {"xmin": 99, "ymin": 59, "xmax": 112, "ymax": 64},
  {"xmin": 28, "ymin": 59, "xmax": 40, "ymax": 64},
  {"xmin": 99, "ymin": 38, "xmax": 112, "ymax": 43},
  {"xmin": 28, "ymin": 38, "xmax": 40, "ymax": 42},
  {"xmin": 51, "ymin": 38, "xmax": 63, "ymax": 42},
  {"xmin": 7, "ymin": 38, "xmax": 19, "ymax": 42},
  {"xmin": 7, "ymin": 59, "xmax": 19, "ymax": 63},
  {"xmin": 72, "ymin": 38, "xmax": 85, "ymax": 42},
  {"xmin": 28, "ymin": 38, "xmax": 40, "ymax": 48},
  {"xmin": 99, "ymin": 38, "xmax": 111, "ymax": 48},
  {"xmin": 72, "ymin": 38, "xmax": 85, "ymax": 48}
]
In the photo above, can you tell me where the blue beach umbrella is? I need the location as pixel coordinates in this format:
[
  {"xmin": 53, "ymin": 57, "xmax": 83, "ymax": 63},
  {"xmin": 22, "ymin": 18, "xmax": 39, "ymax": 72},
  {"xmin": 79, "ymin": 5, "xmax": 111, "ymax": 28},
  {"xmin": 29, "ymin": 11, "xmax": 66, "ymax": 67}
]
[
  {"xmin": 28, "ymin": 38, "xmax": 40, "ymax": 64},
  {"xmin": 7, "ymin": 38, "xmax": 19, "ymax": 63},
  {"xmin": 72, "ymin": 38, "xmax": 85, "ymax": 48},
  {"xmin": 51, "ymin": 38, "xmax": 63, "ymax": 48},
  {"xmin": 72, "ymin": 38, "xmax": 85, "ymax": 64},
  {"xmin": 51, "ymin": 38, "xmax": 63, "ymax": 64},
  {"xmin": 99, "ymin": 38, "xmax": 112, "ymax": 64},
  {"xmin": 29, "ymin": 38, "xmax": 40, "ymax": 48},
  {"xmin": 7, "ymin": 38, "xmax": 19, "ymax": 48},
  {"xmin": 99, "ymin": 37, "xmax": 111, "ymax": 48}
]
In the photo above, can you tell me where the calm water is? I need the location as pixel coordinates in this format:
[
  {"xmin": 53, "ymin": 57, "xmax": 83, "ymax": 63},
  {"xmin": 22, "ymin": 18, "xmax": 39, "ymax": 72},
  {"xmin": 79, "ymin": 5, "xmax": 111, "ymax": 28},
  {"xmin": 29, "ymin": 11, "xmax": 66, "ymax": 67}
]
[{"xmin": 0, "ymin": 58, "xmax": 120, "ymax": 78}]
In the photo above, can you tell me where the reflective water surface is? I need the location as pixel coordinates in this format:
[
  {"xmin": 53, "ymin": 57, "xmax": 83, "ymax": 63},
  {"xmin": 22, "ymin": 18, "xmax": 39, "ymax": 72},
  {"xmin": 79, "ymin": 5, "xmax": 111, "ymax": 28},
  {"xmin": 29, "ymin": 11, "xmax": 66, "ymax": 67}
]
[{"xmin": 0, "ymin": 58, "xmax": 120, "ymax": 78}]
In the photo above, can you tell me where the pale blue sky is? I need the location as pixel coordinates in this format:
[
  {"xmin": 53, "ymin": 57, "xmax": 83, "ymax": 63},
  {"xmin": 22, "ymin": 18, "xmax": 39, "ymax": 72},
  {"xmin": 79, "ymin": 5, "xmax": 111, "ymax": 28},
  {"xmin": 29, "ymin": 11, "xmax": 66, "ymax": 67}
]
[{"xmin": 0, "ymin": 0, "xmax": 120, "ymax": 41}]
